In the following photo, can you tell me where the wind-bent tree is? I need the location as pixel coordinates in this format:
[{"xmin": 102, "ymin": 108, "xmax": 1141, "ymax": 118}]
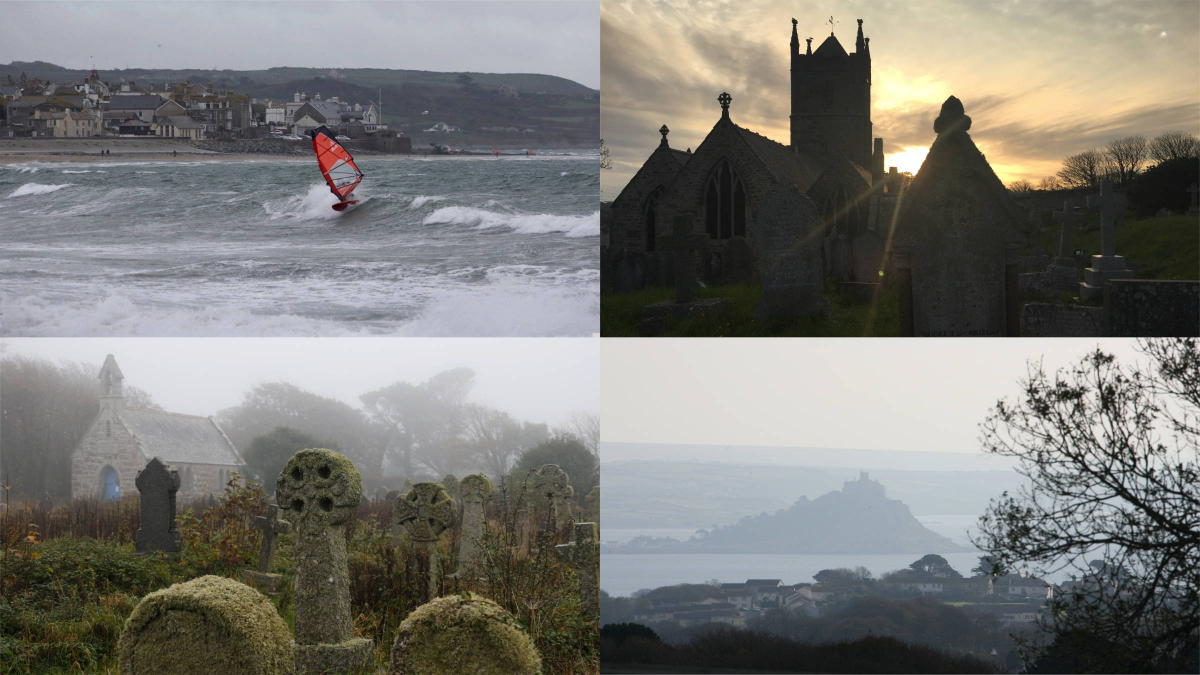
[
  {"xmin": 975, "ymin": 338, "xmax": 1199, "ymax": 672},
  {"xmin": 1104, "ymin": 135, "xmax": 1148, "ymax": 190},
  {"xmin": 908, "ymin": 554, "xmax": 963, "ymax": 579},
  {"xmin": 1056, "ymin": 149, "xmax": 1106, "ymax": 189}
]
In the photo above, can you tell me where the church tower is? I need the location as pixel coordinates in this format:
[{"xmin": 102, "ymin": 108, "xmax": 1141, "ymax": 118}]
[
  {"xmin": 98, "ymin": 354, "xmax": 124, "ymax": 406},
  {"xmin": 790, "ymin": 17, "xmax": 873, "ymax": 170}
]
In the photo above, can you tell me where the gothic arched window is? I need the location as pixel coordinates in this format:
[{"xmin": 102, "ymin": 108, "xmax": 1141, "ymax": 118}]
[
  {"xmin": 106, "ymin": 420, "xmax": 111, "ymax": 437},
  {"xmin": 704, "ymin": 160, "xmax": 746, "ymax": 240},
  {"xmin": 644, "ymin": 186, "xmax": 664, "ymax": 252},
  {"xmin": 183, "ymin": 467, "xmax": 194, "ymax": 493}
]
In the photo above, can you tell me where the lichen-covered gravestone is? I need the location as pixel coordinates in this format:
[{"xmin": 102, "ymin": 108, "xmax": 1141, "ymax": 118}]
[
  {"xmin": 395, "ymin": 482, "xmax": 457, "ymax": 603},
  {"xmin": 241, "ymin": 503, "xmax": 293, "ymax": 593},
  {"xmin": 585, "ymin": 486, "xmax": 600, "ymax": 526},
  {"xmin": 457, "ymin": 474, "xmax": 495, "ymax": 574},
  {"xmin": 375, "ymin": 485, "xmax": 389, "ymax": 502},
  {"xmin": 388, "ymin": 593, "xmax": 541, "ymax": 675},
  {"xmin": 752, "ymin": 185, "xmax": 829, "ymax": 320},
  {"xmin": 555, "ymin": 522, "xmax": 600, "ymax": 620},
  {"xmin": 441, "ymin": 474, "xmax": 460, "ymax": 502},
  {"xmin": 135, "ymin": 457, "xmax": 181, "ymax": 555},
  {"xmin": 275, "ymin": 448, "xmax": 373, "ymax": 672},
  {"xmin": 531, "ymin": 464, "xmax": 574, "ymax": 530},
  {"xmin": 117, "ymin": 575, "xmax": 294, "ymax": 675}
]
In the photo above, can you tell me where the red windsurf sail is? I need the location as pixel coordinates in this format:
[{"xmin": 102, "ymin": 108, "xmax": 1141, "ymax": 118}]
[{"xmin": 310, "ymin": 125, "xmax": 364, "ymax": 201}]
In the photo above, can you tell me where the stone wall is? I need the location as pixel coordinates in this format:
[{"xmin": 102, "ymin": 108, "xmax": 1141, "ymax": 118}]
[
  {"xmin": 71, "ymin": 403, "xmax": 144, "ymax": 500},
  {"xmin": 1107, "ymin": 280, "xmax": 1200, "ymax": 337},
  {"xmin": 1021, "ymin": 303, "xmax": 1104, "ymax": 337}
]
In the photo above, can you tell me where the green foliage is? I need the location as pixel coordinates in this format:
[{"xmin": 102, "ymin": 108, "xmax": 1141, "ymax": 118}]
[
  {"xmin": 243, "ymin": 426, "xmax": 337, "ymax": 492},
  {"xmin": 513, "ymin": 437, "xmax": 598, "ymax": 498},
  {"xmin": 600, "ymin": 622, "xmax": 661, "ymax": 645},
  {"xmin": 909, "ymin": 554, "xmax": 963, "ymax": 579},
  {"xmin": 1127, "ymin": 156, "xmax": 1200, "ymax": 217},
  {"xmin": 814, "ymin": 567, "xmax": 875, "ymax": 586},
  {"xmin": 175, "ymin": 473, "xmax": 268, "ymax": 578},
  {"xmin": 601, "ymin": 283, "xmax": 901, "ymax": 337}
]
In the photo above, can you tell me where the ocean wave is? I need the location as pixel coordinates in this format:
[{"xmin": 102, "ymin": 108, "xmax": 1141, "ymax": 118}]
[
  {"xmin": 409, "ymin": 195, "xmax": 446, "ymax": 209},
  {"xmin": 262, "ymin": 183, "xmax": 344, "ymax": 221},
  {"xmin": 422, "ymin": 206, "xmax": 599, "ymax": 237},
  {"xmin": 7, "ymin": 183, "xmax": 73, "ymax": 198}
]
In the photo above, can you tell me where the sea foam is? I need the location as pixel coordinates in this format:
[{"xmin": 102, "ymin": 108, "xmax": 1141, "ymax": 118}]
[
  {"xmin": 8, "ymin": 183, "xmax": 73, "ymax": 197},
  {"xmin": 422, "ymin": 206, "xmax": 598, "ymax": 237}
]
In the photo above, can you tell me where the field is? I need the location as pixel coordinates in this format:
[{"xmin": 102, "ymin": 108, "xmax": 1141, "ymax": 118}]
[{"xmin": 0, "ymin": 477, "xmax": 597, "ymax": 674}]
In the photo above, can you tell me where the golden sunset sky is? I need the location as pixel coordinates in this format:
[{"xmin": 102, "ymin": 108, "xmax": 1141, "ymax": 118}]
[{"xmin": 601, "ymin": 0, "xmax": 1200, "ymax": 200}]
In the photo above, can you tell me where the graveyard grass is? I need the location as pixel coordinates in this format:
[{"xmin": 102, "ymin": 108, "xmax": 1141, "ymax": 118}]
[
  {"xmin": 0, "ymin": 475, "xmax": 597, "ymax": 674},
  {"xmin": 1026, "ymin": 213, "xmax": 1200, "ymax": 281},
  {"xmin": 601, "ymin": 282, "xmax": 902, "ymax": 337}
]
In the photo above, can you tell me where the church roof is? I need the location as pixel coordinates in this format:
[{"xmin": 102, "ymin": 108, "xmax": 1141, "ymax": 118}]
[
  {"xmin": 118, "ymin": 407, "xmax": 241, "ymax": 467},
  {"xmin": 669, "ymin": 148, "xmax": 692, "ymax": 165},
  {"xmin": 733, "ymin": 125, "xmax": 823, "ymax": 192},
  {"xmin": 813, "ymin": 34, "xmax": 848, "ymax": 57}
]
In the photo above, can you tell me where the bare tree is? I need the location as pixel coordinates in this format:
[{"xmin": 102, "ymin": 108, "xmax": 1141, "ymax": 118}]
[
  {"xmin": 600, "ymin": 139, "xmax": 613, "ymax": 170},
  {"xmin": 975, "ymin": 339, "xmax": 1199, "ymax": 672},
  {"xmin": 360, "ymin": 368, "xmax": 475, "ymax": 479},
  {"xmin": 556, "ymin": 410, "xmax": 600, "ymax": 455},
  {"xmin": 460, "ymin": 404, "xmax": 549, "ymax": 477},
  {"xmin": 1104, "ymin": 135, "xmax": 1148, "ymax": 189},
  {"xmin": 1037, "ymin": 175, "xmax": 1063, "ymax": 191},
  {"xmin": 1148, "ymin": 130, "xmax": 1200, "ymax": 163},
  {"xmin": 1056, "ymin": 149, "xmax": 1106, "ymax": 189},
  {"xmin": 1007, "ymin": 179, "xmax": 1034, "ymax": 193}
]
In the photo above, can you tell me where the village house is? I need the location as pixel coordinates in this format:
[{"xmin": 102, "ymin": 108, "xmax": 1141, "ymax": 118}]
[
  {"xmin": 153, "ymin": 115, "xmax": 204, "ymax": 140},
  {"xmin": 71, "ymin": 355, "xmax": 242, "ymax": 502}
]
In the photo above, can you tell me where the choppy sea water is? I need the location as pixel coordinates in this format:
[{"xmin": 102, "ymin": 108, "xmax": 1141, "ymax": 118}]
[{"xmin": 0, "ymin": 154, "xmax": 598, "ymax": 336}]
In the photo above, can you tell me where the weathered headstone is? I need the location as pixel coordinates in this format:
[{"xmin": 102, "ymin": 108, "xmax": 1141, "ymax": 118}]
[
  {"xmin": 395, "ymin": 482, "xmax": 457, "ymax": 603},
  {"xmin": 1106, "ymin": 280, "xmax": 1200, "ymax": 336},
  {"xmin": 117, "ymin": 575, "xmax": 295, "ymax": 675},
  {"xmin": 640, "ymin": 213, "xmax": 729, "ymax": 333},
  {"xmin": 752, "ymin": 185, "xmax": 829, "ymax": 320},
  {"xmin": 1080, "ymin": 179, "xmax": 1134, "ymax": 300},
  {"xmin": 241, "ymin": 504, "xmax": 293, "ymax": 593},
  {"xmin": 851, "ymin": 231, "xmax": 884, "ymax": 284},
  {"xmin": 1047, "ymin": 200, "xmax": 1085, "ymax": 289},
  {"xmin": 440, "ymin": 474, "xmax": 460, "ymax": 503},
  {"xmin": 276, "ymin": 448, "xmax": 373, "ymax": 671},
  {"xmin": 457, "ymin": 474, "xmax": 495, "ymax": 575},
  {"xmin": 135, "ymin": 457, "xmax": 180, "ymax": 555},
  {"xmin": 584, "ymin": 485, "xmax": 600, "ymax": 526},
  {"xmin": 611, "ymin": 249, "xmax": 646, "ymax": 294},
  {"xmin": 726, "ymin": 235, "xmax": 755, "ymax": 284},
  {"xmin": 555, "ymin": 522, "xmax": 600, "ymax": 620},
  {"xmin": 374, "ymin": 486, "xmax": 389, "ymax": 502},
  {"xmin": 531, "ymin": 464, "xmax": 573, "ymax": 530},
  {"xmin": 388, "ymin": 593, "xmax": 541, "ymax": 675},
  {"xmin": 1187, "ymin": 183, "xmax": 1199, "ymax": 216},
  {"xmin": 1156, "ymin": 207, "xmax": 1171, "ymax": 218},
  {"xmin": 892, "ymin": 96, "xmax": 1023, "ymax": 336}
]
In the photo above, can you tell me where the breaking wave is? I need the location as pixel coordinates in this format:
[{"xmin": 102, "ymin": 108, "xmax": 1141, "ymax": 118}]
[
  {"xmin": 8, "ymin": 183, "xmax": 73, "ymax": 198},
  {"xmin": 422, "ymin": 206, "xmax": 598, "ymax": 237}
]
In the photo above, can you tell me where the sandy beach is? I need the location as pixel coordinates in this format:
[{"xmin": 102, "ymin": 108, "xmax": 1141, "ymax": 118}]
[{"xmin": 0, "ymin": 138, "xmax": 308, "ymax": 164}]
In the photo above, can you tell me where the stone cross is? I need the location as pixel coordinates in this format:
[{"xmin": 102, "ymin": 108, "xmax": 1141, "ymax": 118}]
[
  {"xmin": 659, "ymin": 124, "xmax": 669, "ymax": 146},
  {"xmin": 275, "ymin": 448, "xmax": 368, "ymax": 658},
  {"xmin": 1052, "ymin": 200, "xmax": 1085, "ymax": 261},
  {"xmin": 441, "ymin": 474, "xmax": 460, "ymax": 503},
  {"xmin": 668, "ymin": 213, "xmax": 708, "ymax": 304},
  {"xmin": 584, "ymin": 486, "xmax": 600, "ymax": 526},
  {"xmin": 531, "ymin": 464, "xmax": 574, "ymax": 530},
  {"xmin": 1188, "ymin": 183, "xmax": 1199, "ymax": 214},
  {"xmin": 254, "ymin": 504, "xmax": 292, "ymax": 574},
  {"xmin": 457, "ymin": 474, "xmax": 495, "ymax": 574},
  {"xmin": 555, "ymin": 522, "xmax": 600, "ymax": 619},
  {"xmin": 395, "ymin": 482, "xmax": 457, "ymax": 602},
  {"xmin": 718, "ymin": 92, "xmax": 731, "ymax": 118},
  {"xmin": 135, "ymin": 457, "xmax": 180, "ymax": 554},
  {"xmin": 1086, "ymin": 179, "xmax": 1125, "ymax": 257}
]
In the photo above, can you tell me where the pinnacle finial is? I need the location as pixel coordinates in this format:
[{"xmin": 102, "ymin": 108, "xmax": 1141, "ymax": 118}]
[
  {"xmin": 660, "ymin": 124, "xmax": 669, "ymax": 139},
  {"xmin": 792, "ymin": 18, "xmax": 797, "ymax": 26},
  {"xmin": 718, "ymin": 92, "xmax": 732, "ymax": 119}
]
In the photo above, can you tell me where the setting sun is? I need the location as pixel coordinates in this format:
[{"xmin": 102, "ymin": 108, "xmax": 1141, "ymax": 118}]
[{"xmin": 885, "ymin": 146, "xmax": 930, "ymax": 176}]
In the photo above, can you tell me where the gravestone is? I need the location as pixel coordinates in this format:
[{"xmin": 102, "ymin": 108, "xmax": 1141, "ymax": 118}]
[
  {"xmin": 555, "ymin": 522, "xmax": 600, "ymax": 620},
  {"xmin": 457, "ymin": 474, "xmax": 495, "ymax": 575},
  {"xmin": 395, "ymin": 482, "xmax": 457, "ymax": 603},
  {"xmin": 388, "ymin": 593, "xmax": 541, "ymax": 675},
  {"xmin": 531, "ymin": 464, "xmax": 573, "ymax": 530},
  {"xmin": 117, "ymin": 575, "xmax": 295, "ymax": 675},
  {"xmin": 135, "ymin": 457, "xmax": 180, "ymax": 555},
  {"xmin": 276, "ymin": 448, "xmax": 373, "ymax": 672},
  {"xmin": 240, "ymin": 504, "xmax": 293, "ymax": 593},
  {"xmin": 1047, "ymin": 200, "xmax": 1085, "ymax": 289},
  {"xmin": 374, "ymin": 486, "xmax": 389, "ymax": 502},
  {"xmin": 39, "ymin": 493, "xmax": 52, "ymax": 512},
  {"xmin": 752, "ymin": 185, "xmax": 829, "ymax": 320},
  {"xmin": 611, "ymin": 249, "xmax": 646, "ymax": 294},
  {"xmin": 441, "ymin": 474, "xmax": 460, "ymax": 503},
  {"xmin": 584, "ymin": 486, "xmax": 600, "ymax": 526},
  {"xmin": 1187, "ymin": 183, "xmax": 1199, "ymax": 216},
  {"xmin": 640, "ymin": 213, "xmax": 729, "ymax": 333},
  {"xmin": 704, "ymin": 250, "xmax": 723, "ymax": 282},
  {"xmin": 1079, "ymin": 179, "xmax": 1134, "ymax": 300},
  {"xmin": 828, "ymin": 234, "xmax": 851, "ymax": 282},
  {"xmin": 726, "ymin": 236, "xmax": 755, "ymax": 284},
  {"xmin": 644, "ymin": 250, "xmax": 674, "ymax": 288},
  {"xmin": 1106, "ymin": 280, "xmax": 1200, "ymax": 336},
  {"xmin": 851, "ymin": 231, "xmax": 884, "ymax": 283},
  {"xmin": 893, "ymin": 96, "xmax": 1022, "ymax": 336},
  {"xmin": 1156, "ymin": 207, "xmax": 1171, "ymax": 218}
]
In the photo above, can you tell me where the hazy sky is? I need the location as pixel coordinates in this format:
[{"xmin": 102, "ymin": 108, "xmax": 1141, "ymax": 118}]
[
  {"xmin": 601, "ymin": 338, "xmax": 1146, "ymax": 455},
  {"xmin": 0, "ymin": 1, "xmax": 600, "ymax": 89},
  {"xmin": 0, "ymin": 337, "xmax": 598, "ymax": 425},
  {"xmin": 601, "ymin": 0, "xmax": 1200, "ymax": 200}
]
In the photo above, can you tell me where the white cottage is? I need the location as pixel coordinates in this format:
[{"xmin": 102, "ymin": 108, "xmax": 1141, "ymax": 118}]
[{"xmin": 70, "ymin": 355, "xmax": 242, "ymax": 501}]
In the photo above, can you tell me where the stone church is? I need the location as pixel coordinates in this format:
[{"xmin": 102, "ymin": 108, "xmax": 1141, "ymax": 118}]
[
  {"xmin": 606, "ymin": 17, "xmax": 906, "ymax": 289},
  {"xmin": 71, "ymin": 355, "xmax": 243, "ymax": 501}
]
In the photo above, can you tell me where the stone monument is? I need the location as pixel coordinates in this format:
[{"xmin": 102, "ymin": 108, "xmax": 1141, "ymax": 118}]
[
  {"xmin": 1079, "ymin": 179, "xmax": 1134, "ymax": 300},
  {"xmin": 388, "ymin": 593, "xmax": 541, "ymax": 675},
  {"xmin": 531, "ymin": 464, "xmax": 573, "ymax": 530},
  {"xmin": 1048, "ymin": 200, "xmax": 1085, "ymax": 290},
  {"xmin": 240, "ymin": 503, "xmax": 292, "ymax": 593},
  {"xmin": 752, "ymin": 185, "xmax": 829, "ymax": 319},
  {"xmin": 584, "ymin": 486, "xmax": 600, "ymax": 526},
  {"xmin": 276, "ymin": 448, "xmax": 373, "ymax": 672},
  {"xmin": 457, "ymin": 474, "xmax": 495, "ymax": 575},
  {"xmin": 640, "ymin": 213, "xmax": 730, "ymax": 334},
  {"xmin": 117, "ymin": 575, "xmax": 294, "ymax": 675},
  {"xmin": 395, "ymin": 482, "xmax": 457, "ymax": 603},
  {"xmin": 134, "ymin": 457, "xmax": 180, "ymax": 555},
  {"xmin": 555, "ymin": 522, "xmax": 600, "ymax": 620}
]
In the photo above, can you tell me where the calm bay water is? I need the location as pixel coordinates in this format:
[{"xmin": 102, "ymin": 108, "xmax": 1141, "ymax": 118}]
[{"xmin": 0, "ymin": 153, "xmax": 598, "ymax": 336}]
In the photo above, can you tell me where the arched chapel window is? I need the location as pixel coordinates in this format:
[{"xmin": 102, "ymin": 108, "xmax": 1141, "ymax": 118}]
[
  {"xmin": 644, "ymin": 186, "xmax": 664, "ymax": 252},
  {"xmin": 704, "ymin": 160, "xmax": 746, "ymax": 240},
  {"xmin": 106, "ymin": 420, "xmax": 111, "ymax": 437}
]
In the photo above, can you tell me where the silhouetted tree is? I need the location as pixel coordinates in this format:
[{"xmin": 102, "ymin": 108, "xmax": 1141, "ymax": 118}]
[
  {"xmin": 1056, "ymin": 149, "xmax": 1105, "ymax": 189},
  {"xmin": 1127, "ymin": 156, "xmax": 1200, "ymax": 217},
  {"xmin": 1007, "ymin": 179, "xmax": 1034, "ymax": 192},
  {"xmin": 556, "ymin": 410, "xmax": 600, "ymax": 455},
  {"xmin": 600, "ymin": 139, "xmax": 612, "ymax": 170},
  {"xmin": 513, "ymin": 436, "xmax": 599, "ymax": 498},
  {"xmin": 909, "ymin": 554, "xmax": 963, "ymax": 578},
  {"xmin": 976, "ymin": 338, "xmax": 1200, "ymax": 672},
  {"xmin": 1037, "ymin": 175, "xmax": 1063, "ymax": 191},
  {"xmin": 360, "ymin": 368, "xmax": 475, "ymax": 478},
  {"xmin": 460, "ymin": 403, "xmax": 550, "ymax": 477},
  {"xmin": 1104, "ymin": 135, "xmax": 1148, "ymax": 190},
  {"xmin": 1149, "ymin": 130, "xmax": 1200, "ymax": 163}
]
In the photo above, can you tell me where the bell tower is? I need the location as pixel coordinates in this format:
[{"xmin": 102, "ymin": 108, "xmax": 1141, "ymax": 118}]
[
  {"xmin": 98, "ymin": 354, "xmax": 125, "ymax": 406},
  {"xmin": 790, "ymin": 17, "xmax": 873, "ymax": 169}
]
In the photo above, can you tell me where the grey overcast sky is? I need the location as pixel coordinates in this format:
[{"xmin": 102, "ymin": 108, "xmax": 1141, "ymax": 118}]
[
  {"xmin": 601, "ymin": 0, "xmax": 1200, "ymax": 199},
  {"xmin": 0, "ymin": 337, "xmax": 598, "ymax": 425},
  {"xmin": 0, "ymin": 1, "xmax": 600, "ymax": 89},
  {"xmin": 602, "ymin": 338, "xmax": 1146, "ymax": 456}
]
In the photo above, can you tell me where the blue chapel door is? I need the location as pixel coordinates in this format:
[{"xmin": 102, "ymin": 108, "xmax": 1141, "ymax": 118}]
[{"xmin": 102, "ymin": 467, "xmax": 120, "ymax": 501}]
